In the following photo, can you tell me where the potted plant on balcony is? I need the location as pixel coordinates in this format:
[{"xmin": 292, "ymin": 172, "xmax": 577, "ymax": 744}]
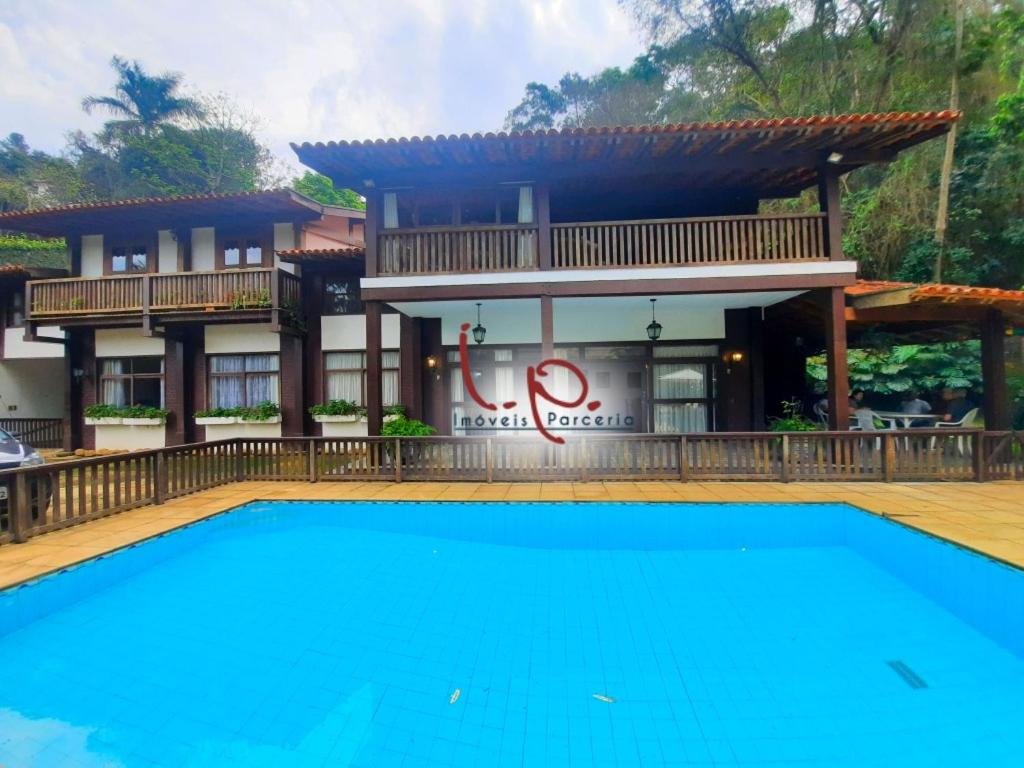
[
  {"xmin": 194, "ymin": 407, "xmax": 240, "ymax": 425},
  {"xmin": 238, "ymin": 401, "xmax": 281, "ymax": 424},
  {"xmin": 309, "ymin": 399, "xmax": 365, "ymax": 424},
  {"xmin": 84, "ymin": 404, "xmax": 170, "ymax": 426}
]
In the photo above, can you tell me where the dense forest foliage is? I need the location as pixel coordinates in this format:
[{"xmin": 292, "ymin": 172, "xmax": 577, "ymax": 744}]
[{"xmin": 507, "ymin": 0, "xmax": 1024, "ymax": 290}]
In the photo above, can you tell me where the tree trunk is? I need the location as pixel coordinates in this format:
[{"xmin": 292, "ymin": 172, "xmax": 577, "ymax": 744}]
[{"xmin": 933, "ymin": 0, "xmax": 965, "ymax": 282}]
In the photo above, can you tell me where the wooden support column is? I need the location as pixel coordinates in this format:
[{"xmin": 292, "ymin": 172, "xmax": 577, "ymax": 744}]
[
  {"xmin": 817, "ymin": 165, "xmax": 844, "ymax": 261},
  {"xmin": 302, "ymin": 272, "xmax": 324, "ymax": 435},
  {"xmin": 364, "ymin": 192, "xmax": 380, "ymax": 278},
  {"xmin": 399, "ymin": 313, "xmax": 423, "ymax": 419},
  {"xmin": 748, "ymin": 307, "xmax": 766, "ymax": 430},
  {"xmin": 420, "ymin": 318, "xmax": 446, "ymax": 434},
  {"xmin": 365, "ymin": 300, "xmax": 383, "ymax": 435},
  {"xmin": 540, "ymin": 295, "xmax": 554, "ymax": 359},
  {"xmin": 279, "ymin": 333, "xmax": 305, "ymax": 436},
  {"xmin": 825, "ymin": 287, "xmax": 850, "ymax": 430},
  {"xmin": 69, "ymin": 235, "xmax": 82, "ymax": 277},
  {"xmin": 536, "ymin": 184, "xmax": 552, "ymax": 270},
  {"xmin": 191, "ymin": 337, "xmax": 208, "ymax": 443},
  {"xmin": 164, "ymin": 336, "xmax": 186, "ymax": 446},
  {"xmin": 980, "ymin": 309, "xmax": 1009, "ymax": 430},
  {"xmin": 79, "ymin": 330, "xmax": 97, "ymax": 450}
]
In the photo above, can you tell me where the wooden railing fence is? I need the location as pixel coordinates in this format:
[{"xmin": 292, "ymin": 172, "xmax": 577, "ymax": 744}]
[
  {"xmin": 379, "ymin": 224, "xmax": 538, "ymax": 275},
  {"xmin": 27, "ymin": 269, "xmax": 300, "ymax": 318},
  {"xmin": 0, "ymin": 418, "xmax": 63, "ymax": 449},
  {"xmin": 0, "ymin": 430, "xmax": 1020, "ymax": 545}
]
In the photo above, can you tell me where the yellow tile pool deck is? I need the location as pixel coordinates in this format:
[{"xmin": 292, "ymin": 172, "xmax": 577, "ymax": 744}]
[{"xmin": 1, "ymin": 480, "xmax": 1022, "ymax": 589}]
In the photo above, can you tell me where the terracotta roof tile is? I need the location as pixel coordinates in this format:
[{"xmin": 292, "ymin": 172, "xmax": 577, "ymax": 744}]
[
  {"xmin": 294, "ymin": 110, "xmax": 961, "ymax": 151},
  {"xmin": 275, "ymin": 246, "xmax": 365, "ymax": 263},
  {"xmin": 912, "ymin": 284, "xmax": 1024, "ymax": 302},
  {"xmin": 845, "ymin": 280, "xmax": 915, "ymax": 296},
  {"xmin": 0, "ymin": 189, "xmax": 296, "ymax": 219}
]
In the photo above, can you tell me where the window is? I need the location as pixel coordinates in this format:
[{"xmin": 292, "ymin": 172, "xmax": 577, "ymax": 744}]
[
  {"xmin": 216, "ymin": 232, "xmax": 270, "ymax": 269},
  {"xmin": 323, "ymin": 278, "xmax": 363, "ymax": 315},
  {"xmin": 208, "ymin": 354, "xmax": 279, "ymax": 408},
  {"xmin": 99, "ymin": 357, "xmax": 164, "ymax": 407},
  {"xmin": 324, "ymin": 351, "xmax": 399, "ymax": 406},
  {"xmin": 106, "ymin": 242, "xmax": 151, "ymax": 274},
  {"xmin": 5, "ymin": 291, "xmax": 25, "ymax": 328}
]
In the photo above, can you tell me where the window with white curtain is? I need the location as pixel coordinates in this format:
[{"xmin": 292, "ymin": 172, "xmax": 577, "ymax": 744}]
[
  {"xmin": 208, "ymin": 354, "xmax": 279, "ymax": 408},
  {"xmin": 99, "ymin": 357, "xmax": 164, "ymax": 408},
  {"xmin": 324, "ymin": 351, "xmax": 399, "ymax": 406}
]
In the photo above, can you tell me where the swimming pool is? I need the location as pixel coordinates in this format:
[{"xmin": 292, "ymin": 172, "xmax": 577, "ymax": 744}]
[{"xmin": 1, "ymin": 501, "xmax": 1023, "ymax": 767}]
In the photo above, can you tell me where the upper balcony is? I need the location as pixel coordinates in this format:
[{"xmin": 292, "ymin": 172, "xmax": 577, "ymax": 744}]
[
  {"xmin": 376, "ymin": 213, "xmax": 827, "ymax": 276},
  {"xmin": 26, "ymin": 268, "xmax": 303, "ymax": 331}
]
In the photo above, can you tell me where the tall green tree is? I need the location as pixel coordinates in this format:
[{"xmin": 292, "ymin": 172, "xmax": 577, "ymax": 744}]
[
  {"xmin": 292, "ymin": 172, "xmax": 365, "ymax": 209},
  {"xmin": 82, "ymin": 56, "xmax": 205, "ymax": 142}
]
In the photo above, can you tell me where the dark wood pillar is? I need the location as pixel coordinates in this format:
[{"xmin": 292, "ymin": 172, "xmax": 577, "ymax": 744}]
[
  {"xmin": 80, "ymin": 330, "xmax": 96, "ymax": 450},
  {"xmin": 748, "ymin": 307, "xmax": 766, "ymax": 430},
  {"xmin": 817, "ymin": 166, "xmax": 844, "ymax": 261},
  {"xmin": 302, "ymin": 272, "xmax": 324, "ymax": 435},
  {"xmin": 364, "ymin": 192, "xmax": 380, "ymax": 278},
  {"xmin": 399, "ymin": 313, "xmax": 422, "ymax": 419},
  {"xmin": 420, "ymin": 318, "xmax": 446, "ymax": 434},
  {"xmin": 279, "ymin": 333, "xmax": 305, "ymax": 436},
  {"xmin": 365, "ymin": 301, "xmax": 383, "ymax": 435},
  {"xmin": 825, "ymin": 287, "xmax": 850, "ymax": 430},
  {"xmin": 536, "ymin": 184, "xmax": 552, "ymax": 270},
  {"xmin": 63, "ymin": 329, "xmax": 86, "ymax": 451},
  {"xmin": 980, "ymin": 309, "xmax": 1009, "ymax": 429},
  {"xmin": 164, "ymin": 336, "xmax": 186, "ymax": 446},
  {"xmin": 540, "ymin": 295, "xmax": 554, "ymax": 359},
  {"xmin": 69, "ymin": 235, "xmax": 82, "ymax": 277},
  {"xmin": 192, "ymin": 335, "xmax": 208, "ymax": 443},
  {"xmin": 720, "ymin": 309, "xmax": 752, "ymax": 431}
]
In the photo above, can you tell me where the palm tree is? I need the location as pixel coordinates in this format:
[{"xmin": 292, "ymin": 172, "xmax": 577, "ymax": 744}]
[{"xmin": 82, "ymin": 56, "xmax": 205, "ymax": 140}]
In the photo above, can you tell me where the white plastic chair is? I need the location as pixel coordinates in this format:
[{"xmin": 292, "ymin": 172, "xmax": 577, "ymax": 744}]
[
  {"xmin": 812, "ymin": 401, "xmax": 829, "ymax": 426},
  {"xmin": 935, "ymin": 407, "xmax": 979, "ymax": 455}
]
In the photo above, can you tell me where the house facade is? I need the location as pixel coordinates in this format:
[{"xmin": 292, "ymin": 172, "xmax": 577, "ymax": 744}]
[{"xmin": 3, "ymin": 110, "xmax": 1016, "ymax": 450}]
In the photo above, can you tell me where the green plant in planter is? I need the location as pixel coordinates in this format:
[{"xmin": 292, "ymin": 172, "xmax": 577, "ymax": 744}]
[
  {"xmin": 194, "ymin": 406, "xmax": 237, "ymax": 418},
  {"xmin": 69, "ymin": 296, "xmax": 86, "ymax": 310},
  {"xmin": 84, "ymin": 403, "xmax": 169, "ymax": 421},
  {"xmin": 768, "ymin": 400, "xmax": 820, "ymax": 432},
  {"xmin": 309, "ymin": 399, "xmax": 365, "ymax": 417},
  {"xmin": 238, "ymin": 401, "xmax": 281, "ymax": 421},
  {"xmin": 381, "ymin": 416, "xmax": 436, "ymax": 436},
  {"xmin": 383, "ymin": 404, "xmax": 407, "ymax": 418}
]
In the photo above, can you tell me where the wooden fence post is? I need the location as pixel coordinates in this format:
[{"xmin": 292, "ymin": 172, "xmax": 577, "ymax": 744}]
[
  {"xmin": 394, "ymin": 439, "xmax": 402, "ymax": 482},
  {"xmin": 10, "ymin": 472, "xmax": 29, "ymax": 543},
  {"xmin": 780, "ymin": 434, "xmax": 791, "ymax": 483},
  {"xmin": 154, "ymin": 452, "xmax": 166, "ymax": 504},
  {"xmin": 973, "ymin": 431, "xmax": 986, "ymax": 482},
  {"xmin": 308, "ymin": 438, "xmax": 318, "ymax": 482},
  {"xmin": 486, "ymin": 438, "xmax": 494, "ymax": 483},
  {"xmin": 882, "ymin": 433, "xmax": 895, "ymax": 483},
  {"xmin": 679, "ymin": 436, "xmax": 689, "ymax": 482},
  {"xmin": 234, "ymin": 439, "xmax": 245, "ymax": 482}
]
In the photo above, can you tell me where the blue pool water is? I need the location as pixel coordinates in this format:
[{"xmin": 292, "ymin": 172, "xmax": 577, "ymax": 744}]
[{"xmin": 1, "ymin": 501, "xmax": 1023, "ymax": 767}]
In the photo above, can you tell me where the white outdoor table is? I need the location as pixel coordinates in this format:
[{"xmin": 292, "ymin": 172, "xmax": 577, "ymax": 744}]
[{"xmin": 872, "ymin": 412, "xmax": 944, "ymax": 429}]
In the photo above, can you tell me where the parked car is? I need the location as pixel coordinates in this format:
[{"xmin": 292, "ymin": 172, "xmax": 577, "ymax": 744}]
[{"xmin": 0, "ymin": 428, "xmax": 48, "ymax": 534}]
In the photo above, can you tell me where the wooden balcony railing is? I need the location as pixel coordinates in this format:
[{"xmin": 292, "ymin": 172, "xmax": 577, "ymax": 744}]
[
  {"xmin": 375, "ymin": 214, "xmax": 828, "ymax": 275},
  {"xmin": 2, "ymin": 430, "xmax": 1020, "ymax": 545},
  {"xmin": 378, "ymin": 224, "xmax": 538, "ymax": 275},
  {"xmin": 552, "ymin": 213, "xmax": 827, "ymax": 269},
  {"xmin": 27, "ymin": 268, "xmax": 301, "ymax": 320}
]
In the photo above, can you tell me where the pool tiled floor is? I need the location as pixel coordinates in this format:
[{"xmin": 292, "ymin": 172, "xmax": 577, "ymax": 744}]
[{"xmin": 1, "ymin": 480, "xmax": 1022, "ymax": 589}]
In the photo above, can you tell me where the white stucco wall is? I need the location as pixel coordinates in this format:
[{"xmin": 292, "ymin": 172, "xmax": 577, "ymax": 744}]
[
  {"xmin": 95, "ymin": 329, "xmax": 165, "ymax": 358},
  {"xmin": 321, "ymin": 314, "xmax": 401, "ymax": 351},
  {"xmin": 81, "ymin": 235, "xmax": 104, "ymax": 277},
  {"xmin": 204, "ymin": 323, "xmax": 281, "ymax": 354},
  {"xmin": 3, "ymin": 327, "xmax": 64, "ymax": 360},
  {"xmin": 191, "ymin": 227, "xmax": 216, "ymax": 271},
  {"xmin": 273, "ymin": 223, "xmax": 297, "ymax": 274},
  {"xmin": 0, "ymin": 358, "xmax": 65, "ymax": 417},
  {"xmin": 158, "ymin": 230, "xmax": 178, "ymax": 273},
  {"xmin": 94, "ymin": 424, "xmax": 166, "ymax": 451}
]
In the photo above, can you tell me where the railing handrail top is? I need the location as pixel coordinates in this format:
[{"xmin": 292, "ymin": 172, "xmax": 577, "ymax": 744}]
[
  {"xmin": 551, "ymin": 212, "xmax": 827, "ymax": 229},
  {"xmin": 28, "ymin": 267, "xmax": 283, "ymax": 286},
  {"xmin": 380, "ymin": 222, "xmax": 539, "ymax": 235}
]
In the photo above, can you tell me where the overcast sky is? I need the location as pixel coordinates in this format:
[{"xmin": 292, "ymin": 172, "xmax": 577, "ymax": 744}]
[{"xmin": 1, "ymin": 0, "xmax": 643, "ymax": 174}]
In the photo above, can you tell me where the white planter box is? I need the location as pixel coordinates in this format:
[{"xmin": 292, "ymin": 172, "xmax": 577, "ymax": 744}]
[
  {"xmin": 93, "ymin": 424, "xmax": 166, "ymax": 450},
  {"xmin": 313, "ymin": 414, "xmax": 361, "ymax": 423},
  {"xmin": 195, "ymin": 416, "xmax": 238, "ymax": 425},
  {"xmin": 384, "ymin": 414, "xmax": 401, "ymax": 424},
  {"xmin": 204, "ymin": 421, "xmax": 282, "ymax": 440},
  {"xmin": 85, "ymin": 417, "xmax": 122, "ymax": 426},
  {"xmin": 238, "ymin": 415, "xmax": 281, "ymax": 424},
  {"xmin": 122, "ymin": 417, "xmax": 164, "ymax": 426}
]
